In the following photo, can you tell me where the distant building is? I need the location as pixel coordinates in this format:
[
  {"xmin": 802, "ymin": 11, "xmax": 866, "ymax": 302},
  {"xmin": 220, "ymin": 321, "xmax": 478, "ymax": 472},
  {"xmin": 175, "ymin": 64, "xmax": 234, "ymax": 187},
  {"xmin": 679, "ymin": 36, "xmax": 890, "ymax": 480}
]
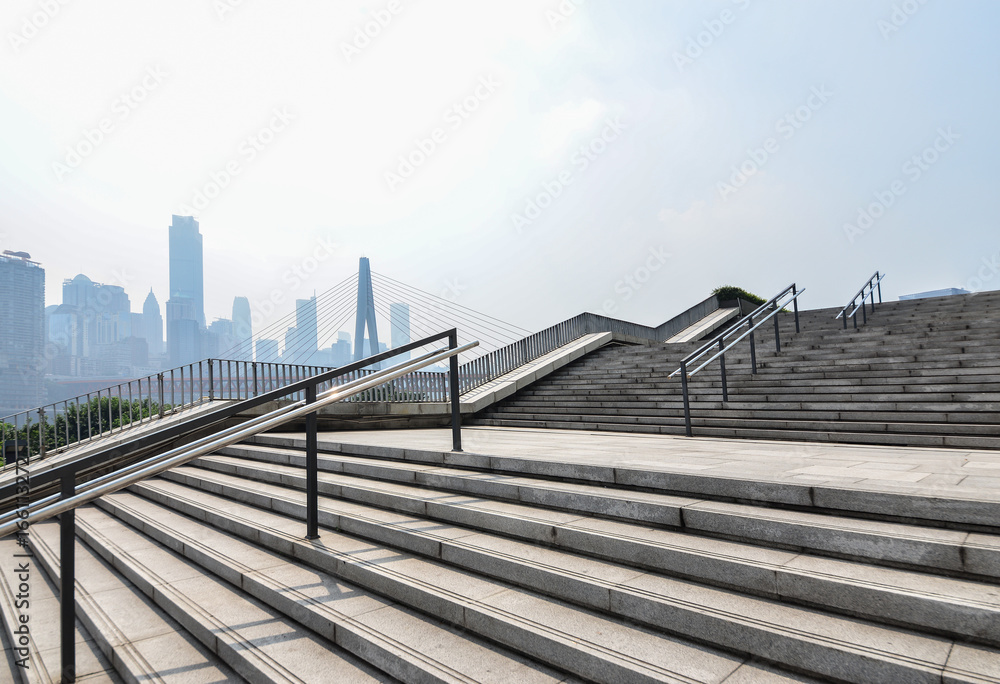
[
  {"xmin": 232, "ymin": 296, "xmax": 252, "ymax": 360},
  {"xmin": 899, "ymin": 288, "xmax": 970, "ymax": 301},
  {"xmin": 167, "ymin": 297, "xmax": 200, "ymax": 366},
  {"xmin": 0, "ymin": 250, "xmax": 46, "ymax": 414},
  {"xmin": 390, "ymin": 302, "xmax": 411, "ymax": 362},
  {"xmin": 255, "ymin": 339, "xmax": 279, "ymax": 362},
  {"xmin": 168, "ymin": 215, "xmax": 205, "ymax": 327},
  {"xmin": 47, "ymin": 273, "xmax": 138, "ymax": 378},
  {"xmin": 205, "ymin": 318, "xmax": 236, "ymax": 359},
  {"xmin": 286, "ymin": 296, "xmax": 319, "ymax": 364},
  {"xmin": 142, "ymin": 289, "xmax": 164, "ymax": 357}
]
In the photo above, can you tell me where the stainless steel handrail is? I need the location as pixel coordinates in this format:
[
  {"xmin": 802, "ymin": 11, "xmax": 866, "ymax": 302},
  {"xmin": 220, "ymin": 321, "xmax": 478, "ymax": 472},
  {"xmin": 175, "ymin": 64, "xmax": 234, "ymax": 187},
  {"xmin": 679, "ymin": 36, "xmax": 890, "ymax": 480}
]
[
  {"xmin": 835, "ymin": 271, "xmax": 885, "ymax": 329},
  {"xmin": 669, "ymin": 283, "xmax": 801, "ymax": 379},
  {"xmin": 669, "ymin": 284, "xmax": 805, "ymax": 437},
  {"xmin": 685, "ymin": 289, "xmax": 806, "ymax": 377},
  {"xmin": 0, "ymin": 341, "xmax": 476, "ymax": 539}
]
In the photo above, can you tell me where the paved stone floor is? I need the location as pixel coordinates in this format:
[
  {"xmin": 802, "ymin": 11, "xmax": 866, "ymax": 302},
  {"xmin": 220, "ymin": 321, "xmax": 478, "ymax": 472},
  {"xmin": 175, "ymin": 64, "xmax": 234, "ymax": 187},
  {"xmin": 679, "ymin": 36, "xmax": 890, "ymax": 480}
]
[{"xmin": 303, "ymin": 426, "xmax": 1000, "ymax": 501}]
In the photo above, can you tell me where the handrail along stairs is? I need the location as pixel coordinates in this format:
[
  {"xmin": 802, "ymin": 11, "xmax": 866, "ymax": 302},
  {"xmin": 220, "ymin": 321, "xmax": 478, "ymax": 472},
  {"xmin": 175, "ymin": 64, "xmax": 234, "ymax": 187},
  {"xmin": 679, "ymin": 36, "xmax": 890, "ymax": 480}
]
[
  {"xmin": 0, "ymin": 329, "xmax": 477, "ymax": 683},
  {"xmin": 669, "ymin": 284, "xmax": 805, "ymax": 437}
]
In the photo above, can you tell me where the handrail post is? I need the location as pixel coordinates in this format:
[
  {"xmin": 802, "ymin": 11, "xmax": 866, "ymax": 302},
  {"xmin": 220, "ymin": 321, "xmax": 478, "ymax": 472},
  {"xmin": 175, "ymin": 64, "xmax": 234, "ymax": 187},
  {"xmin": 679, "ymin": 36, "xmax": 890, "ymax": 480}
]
[
  {"xmin": 39, "ymin": 407, "xmax": 47, "ymax": 459},
  {"xmin": 60, "ymin": 473, "xmax": 76, "ymax": 683},
  {"xmin": 208, "ymin": 361, "xmax": 215, "ymax": 402},
  {"xmin": 748, "ymin": 315, "xmax": 757, "ymax": 374},
  {"xmin": 680, "ymin": 361, "xmax": 692, "ymax": 437},
  {"xmin": 773, "ymin": 305, "xmax": 781, "ymax": 353},
  {"xmin": 448, "ymin": 330, "xmax": 463, "ymax": 452},
  {"xmin": 877, "ymin": 272, "xmax": 883, "ymax": 304},
  {"xmin": 792, "ymin": 285, "xmax": 800, "ymax": 333},
  {"xmin": 718, "ymin": 339, "xmax": 728, "ymax": 403},
  {"xmin": 305, "ymin": 383, "xmax": 319, "ymax": 540},
  {"xmin": 862, "ymin": 296, "xmax": 868, "ymax": 325},
  {"xmin": 157, "ymin": 374, "xmax": 165, "ymax": 418}
]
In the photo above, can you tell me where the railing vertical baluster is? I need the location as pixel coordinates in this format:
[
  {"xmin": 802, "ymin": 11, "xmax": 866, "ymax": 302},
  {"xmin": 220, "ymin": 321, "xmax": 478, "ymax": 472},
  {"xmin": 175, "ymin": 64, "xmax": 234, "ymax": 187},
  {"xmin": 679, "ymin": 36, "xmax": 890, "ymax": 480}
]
[
  {"xmin": 38, "ymin": 407, "xmax": 46, "ymax": 459},
  {"xmin": 748, "ymin": 315, "xmax": 757, "ymax": 374},
  {"xmin": 158, "ymin": 374, "xmax": 165, "ymax": 418}
]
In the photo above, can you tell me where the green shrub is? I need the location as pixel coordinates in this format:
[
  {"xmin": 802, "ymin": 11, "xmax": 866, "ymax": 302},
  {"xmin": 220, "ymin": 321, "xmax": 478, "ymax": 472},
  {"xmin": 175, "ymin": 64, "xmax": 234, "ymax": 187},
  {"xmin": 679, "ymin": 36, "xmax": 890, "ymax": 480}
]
[{"xmin": 712, "ymin": 286, "xmax": 767, "ymax": 305}]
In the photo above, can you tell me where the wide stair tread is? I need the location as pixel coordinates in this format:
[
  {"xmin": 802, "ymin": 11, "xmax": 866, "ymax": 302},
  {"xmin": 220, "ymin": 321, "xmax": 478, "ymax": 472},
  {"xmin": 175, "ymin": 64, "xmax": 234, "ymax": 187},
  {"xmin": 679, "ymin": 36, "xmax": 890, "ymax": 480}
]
[
  {"xmin": 138, "ymin": 452, "xmax": 1000, "ymax": 683},
  {"xmin": 111, "ymin": 476, "xmax": 807, "ymax": 684}
]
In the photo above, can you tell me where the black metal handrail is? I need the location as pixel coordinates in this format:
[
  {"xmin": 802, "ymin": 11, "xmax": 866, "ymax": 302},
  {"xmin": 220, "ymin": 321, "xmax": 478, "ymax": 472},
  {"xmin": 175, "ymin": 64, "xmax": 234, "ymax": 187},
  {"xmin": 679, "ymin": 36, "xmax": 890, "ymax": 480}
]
[
  {"xmin": 835, "ymin": 271, "xmax": 885, "ymax": 329},
  {"xmin": 0, "ymin": 329, "xmax": 474, "ymax": 682},
  {"xmin": 670, "ymin": 285, "xmax": 805, "ymax": 437}
]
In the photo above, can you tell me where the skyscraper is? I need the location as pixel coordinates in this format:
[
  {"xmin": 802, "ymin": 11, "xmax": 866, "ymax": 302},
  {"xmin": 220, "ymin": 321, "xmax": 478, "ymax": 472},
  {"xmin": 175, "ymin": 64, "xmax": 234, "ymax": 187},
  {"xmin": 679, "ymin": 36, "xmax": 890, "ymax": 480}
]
[
  {"xmin": 168, "ymin": 215, "xmax": 205, "ymax": 328},
  {"xmin": 232, "ymin": 296, "xmax": 252, "ymax": 360},
  {"xmin": 0, "ymin": 250, "xmax": 46, "ymax": 413},
  {"xmin": 292, "ymin": 296, "xmax": 318, "ymax": 364},
  {"xmin": 390, "ymin": 302, "xmax": 411, "ymax": 362},
  {"xmin": 142, "ymin": 289, "xmax": 163, "ymax": 357},
  {"xmin": 167, "ymin": 215, "xmax": 204, "ymax": 365}
]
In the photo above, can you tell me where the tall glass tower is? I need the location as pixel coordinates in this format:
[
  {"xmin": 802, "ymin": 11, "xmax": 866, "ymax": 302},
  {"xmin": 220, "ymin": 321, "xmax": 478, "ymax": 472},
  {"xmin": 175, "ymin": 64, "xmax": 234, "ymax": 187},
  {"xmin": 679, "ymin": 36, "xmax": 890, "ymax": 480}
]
[
  {"xmin": 232, "ymin": 296, "xmax": 252, "ymax": 360},
  {"xmin": 0, "ymin": 250, "xmax": 46, "ymax": 413},
  {"xmin": 168, "ymin": 215, "xmax": 204, "ymax": 328}
]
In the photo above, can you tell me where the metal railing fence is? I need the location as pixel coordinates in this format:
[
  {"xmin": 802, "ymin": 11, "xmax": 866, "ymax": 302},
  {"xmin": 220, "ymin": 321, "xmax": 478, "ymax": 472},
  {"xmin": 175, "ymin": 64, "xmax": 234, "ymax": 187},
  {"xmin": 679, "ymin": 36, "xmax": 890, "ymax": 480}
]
[
  {"xmin": 836, "ymin": 271, "xmax": 885, "ymax": 329},
  {"xmin": 670, "ymin": 284, "xmax": 806, "ymax": 436}
]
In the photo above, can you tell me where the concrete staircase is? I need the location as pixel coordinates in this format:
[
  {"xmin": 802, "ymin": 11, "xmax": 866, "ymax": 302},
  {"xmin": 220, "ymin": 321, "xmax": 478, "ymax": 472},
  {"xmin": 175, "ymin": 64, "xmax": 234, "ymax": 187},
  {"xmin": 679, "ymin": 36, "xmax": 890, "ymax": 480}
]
[
  {"xmin": 6, "ymin": 432, "xmax": 1000, "ymax": 682},
  {"xmin": 473, "ymin": 291, "xmax": 1000, "ymax": 449}
]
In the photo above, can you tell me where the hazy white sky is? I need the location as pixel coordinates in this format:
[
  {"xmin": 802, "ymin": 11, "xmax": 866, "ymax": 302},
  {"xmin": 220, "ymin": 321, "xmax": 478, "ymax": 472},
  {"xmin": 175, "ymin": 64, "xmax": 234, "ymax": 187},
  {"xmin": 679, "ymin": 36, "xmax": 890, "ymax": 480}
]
[{"xmin": 2, "ymin": 0, "xmax": 998, "ymax": 336}]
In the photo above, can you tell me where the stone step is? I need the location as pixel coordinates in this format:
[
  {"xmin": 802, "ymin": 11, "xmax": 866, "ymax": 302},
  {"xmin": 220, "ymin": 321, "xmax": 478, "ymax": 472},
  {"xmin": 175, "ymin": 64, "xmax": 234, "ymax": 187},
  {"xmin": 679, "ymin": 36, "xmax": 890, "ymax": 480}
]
[
  {"xmin": 109, "ymin": 478, "xmax": 812, "ymax": 684},
  {"xmin": 251, "ymin": 433, "xmax": 1000, "ymax": 528},
  {"xmin": 0, "ymin": 536, "xmax": 122, "ymax": 684},
  {"xmin": 474, "ymin": 416, "xmax": 1000, "ymax": 449},
  {"xmin": 132, "ymin": 469, "xmax": 993, "ymax": 684},
  {"xmin": 27, "ymin": 519, "xmax": 247, "ymax": 684},
  {"xmin": 181, "ymin": 454, "xmax": 1000, "ymax": 648},
  {"xmin": 480, "ymin": 408, "xmax": 1000, "ymax": 436},
  {"xmin": 92, "ymin": 489, "xmax": 578, "ymax": 684},
  {"xmin": 212, "ymin": 443, "xmax": 1000, "ymax": 581}
]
